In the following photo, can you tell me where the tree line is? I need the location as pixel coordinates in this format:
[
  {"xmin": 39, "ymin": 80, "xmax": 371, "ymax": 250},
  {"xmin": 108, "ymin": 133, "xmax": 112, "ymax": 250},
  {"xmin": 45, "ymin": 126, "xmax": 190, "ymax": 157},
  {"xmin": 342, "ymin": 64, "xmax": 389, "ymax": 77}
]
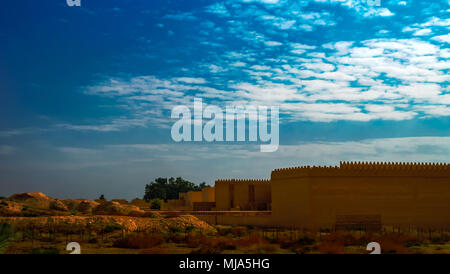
[{"xmin": 143, "ymin": 177, "xmax": 207, "ymax": 202}]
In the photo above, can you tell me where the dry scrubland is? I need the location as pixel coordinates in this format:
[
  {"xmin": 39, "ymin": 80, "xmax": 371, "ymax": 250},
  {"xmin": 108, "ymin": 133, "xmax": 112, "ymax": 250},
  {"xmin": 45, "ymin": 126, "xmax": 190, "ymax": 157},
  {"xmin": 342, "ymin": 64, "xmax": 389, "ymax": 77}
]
[{"xmin": 1, "ymin": 192, "xmax": 450, "ymax": 254}]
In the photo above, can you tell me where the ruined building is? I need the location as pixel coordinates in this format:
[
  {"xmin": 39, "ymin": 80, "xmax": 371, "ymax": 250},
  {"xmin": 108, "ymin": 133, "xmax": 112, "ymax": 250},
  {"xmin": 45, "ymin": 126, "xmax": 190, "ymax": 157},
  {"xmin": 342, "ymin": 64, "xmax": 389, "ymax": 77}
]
[{"xmin": 215, "ymin": 179, "xmax": 271, "ymax": 211}]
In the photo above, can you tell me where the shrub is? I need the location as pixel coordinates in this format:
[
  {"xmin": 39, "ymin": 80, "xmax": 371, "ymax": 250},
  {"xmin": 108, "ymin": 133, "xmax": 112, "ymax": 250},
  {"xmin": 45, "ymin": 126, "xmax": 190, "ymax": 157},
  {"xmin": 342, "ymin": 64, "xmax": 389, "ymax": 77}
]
[
  {"xmin": 165, "ymin": 211, "xmax": 181, "ymax": 218},
  {"xmin": 127, "ymin": 210, "xmax": 144, "ymax": 217},
  {"xmin": 185, "ymin": 225, "xmax": 195, "ymax": 234},
  {"xmin": 186, "ymin": 234, "xmax": 204, "ymax": 248},
  {"xmin": 322, "ymin": 232, "xmax": 358, "ymax": 246},
  {"xmin": 190, "ymin": 237, "xmax": 236, "ymax": 254},
  {"xmin": 235, "ymin": 231, "xmax": 267, "ymax": 247},
  {"xmin": 169, "ymin": 225, "xmax": 182, "ymax": 234},
  {"xmin": 371, "ymin": 233, "xmax": 416, "ymax": 254},
  {"xmin": 258, "ymin": 244, "xmax": 277, "ymax": 253},
  {"xmin": 297, "ymin": 235, "xmax": 316, "ymax": 246},
  {"xmin": 317, "ymin": 241, "xmax": 345, "ymax": 254},
  {"xmin": 140, "ymin": 247, "xmax": 169, "ymax": 254},
  {"xmin": 278, "ymin": 239, "xmax": 297, "ymax": 249},
  {"xmin": 22, "ymin": 211, "xmax": 41, "ymax": 217},
  {"xmin": 113, "ymin": 233, "xmax": 165, "ymax": 249},
  {"xmin": 143, "ymin": 211, "xmax": 161, "ymax": 218},
  {"xmin": 169, "ymin": 233, "xmax": 186, "ymax": 243},
  {"xmin": 430, "ymin": 236, "xmax": 444, "ymax": 245},
  {"xmin": 29, "ymin": 247, "xmax": 60, "ymax": 254},
  {"xmin": 217, "ymin": 226, "xmax": 247, "ymax": 237},
  {"xmin": 150, "ymin": 199, "xmax": 162, "ymax": 210},
  {"xmin": 0, "ymin": 223, "xmax": 12, "ymax": 251},
  {"xmin": 103, "ymin": 224, "xmax": 123, "ymax": 233},
  {"xmin": 293, "ymin": 246, "xmax": 312, "ymax": 254}
]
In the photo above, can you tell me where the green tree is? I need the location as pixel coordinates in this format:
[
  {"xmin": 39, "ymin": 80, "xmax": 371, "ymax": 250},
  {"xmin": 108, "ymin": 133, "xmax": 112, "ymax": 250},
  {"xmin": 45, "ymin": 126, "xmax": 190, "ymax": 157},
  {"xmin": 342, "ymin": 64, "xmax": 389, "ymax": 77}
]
[
  {"xmin": 144, "ymin": 178, "xmax": 168, "ymax": 202},
  {"xmin": 150, "ymin": 199, "xmax": 162, "ymax": 210},
  {"xmin": 143, "ymin": 177, "xmax": 207, "ymax": 202}
]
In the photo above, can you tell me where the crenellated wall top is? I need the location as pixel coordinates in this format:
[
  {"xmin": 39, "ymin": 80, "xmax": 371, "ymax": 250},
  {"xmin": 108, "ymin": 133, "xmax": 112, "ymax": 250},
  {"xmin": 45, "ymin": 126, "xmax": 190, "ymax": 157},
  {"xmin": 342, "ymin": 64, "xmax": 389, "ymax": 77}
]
[{"xmin": 271, "ymin": 161, "xmax": 450, "ymax": 179}]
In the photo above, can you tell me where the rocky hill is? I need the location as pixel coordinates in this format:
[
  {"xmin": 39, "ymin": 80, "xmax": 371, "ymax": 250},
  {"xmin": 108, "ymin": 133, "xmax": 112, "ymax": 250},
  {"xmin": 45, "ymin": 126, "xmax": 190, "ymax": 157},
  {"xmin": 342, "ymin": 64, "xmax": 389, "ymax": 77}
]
[{"xmin": 0, "ymin": 192, "xmax": 145, "ymax": 217}]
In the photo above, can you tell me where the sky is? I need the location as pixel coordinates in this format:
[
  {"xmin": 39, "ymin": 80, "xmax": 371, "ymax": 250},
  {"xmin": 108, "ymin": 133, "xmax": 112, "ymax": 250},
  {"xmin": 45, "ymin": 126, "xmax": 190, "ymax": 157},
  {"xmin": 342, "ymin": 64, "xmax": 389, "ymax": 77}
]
[{"xmin": 0, "ymin": 0, "xmax": 449, "ymax": 200}]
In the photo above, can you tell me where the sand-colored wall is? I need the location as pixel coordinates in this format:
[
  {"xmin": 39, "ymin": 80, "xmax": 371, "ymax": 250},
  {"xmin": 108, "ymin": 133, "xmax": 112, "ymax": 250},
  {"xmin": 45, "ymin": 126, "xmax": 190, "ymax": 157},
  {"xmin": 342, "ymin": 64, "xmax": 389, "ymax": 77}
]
[
  {"xmin": 179, "ymin": 193, "xmax": 187, "ymax": 200},
  {"xmin": 202, "ymin": 187, "xmax": 215, "ymax": 202},
  {"xmin": 271, "ymin": 162, "xmax": 450, "ymax": 229},
  {"xmin": 215, "ymin": 181, "xmax": 231, "ymax": 210},
  {"xmin": 164, "ymin": 188, "xmax": 216, "ymax": 210},
  {"xmin": 162, "ymin": 199, "xmax": 188, "ymax": 210},
  {"xmin": 195, "ymin": 212, "xmax": 273, "ymax": 227},
  {"xmin": 215, "ymin": 179, "xmax": 271, "ymax": 210},
  {"xmin": 185, "ymin": 191, "xmax": 203, "ymax": 208}
]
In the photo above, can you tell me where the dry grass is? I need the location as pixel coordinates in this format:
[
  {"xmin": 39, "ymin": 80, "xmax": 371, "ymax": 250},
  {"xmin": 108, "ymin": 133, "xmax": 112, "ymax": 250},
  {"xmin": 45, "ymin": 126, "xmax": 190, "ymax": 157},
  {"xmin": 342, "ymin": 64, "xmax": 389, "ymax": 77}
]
[
  {"xmin": 317, "ymin": 241, "xmax": 346, "ymax": 254},
  {"xmin": 187, "ymin": 231, "xmax": 270, "ymax": 254},
  {"xmin": 3, "ymin": 220, "xmax": 450, "ymax": 254},
  {"xmin": 372, "ymin": 233, "xmax": 420, "ymax": 254},
  {"xmin": 113, "ymin": 233, "xmax": 165, "ymax": 249}
]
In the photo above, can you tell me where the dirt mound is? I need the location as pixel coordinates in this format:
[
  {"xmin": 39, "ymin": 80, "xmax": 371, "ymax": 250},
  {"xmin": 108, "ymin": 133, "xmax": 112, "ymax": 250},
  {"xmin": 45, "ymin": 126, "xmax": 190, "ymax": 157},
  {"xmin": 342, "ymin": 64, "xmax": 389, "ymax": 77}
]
[
  {"xmin": 0, "ymin": 215, "xmax": 216, "ymax": 234},
  {"xmin": 60, "ymin": 199, "xmax": 80, "ymax": 211},
  {"xmin": 1, "ymin": 193, "xmax": 150, "ymax": 217},
  {"xmin": 76, "ymin": 200, "xmax": 100, "ymax": 214},
  {"xmin": 0, "ymin": 200, "xmax": 23, "ymax": 216},
  {"xmin": 9, "ymin": 192, "xmax": 51, "ymax": 201},
  {"xmin": 93, "ymin": 201, "xmax": 144, "ymax": 216},
  {"xmin": 8, "ymin": 192, "xmax": 53, "ymax": 211},
  {"xmin": 50, "ymin": 200, "xmax": 69, "ymax": 211},
  {"xmin": 130, "ymin": 198, "xmax": 149, "ymax": 207},
  {"xmin": 111, "ymin": 199, "xmax": 129, "ymax": 205}
]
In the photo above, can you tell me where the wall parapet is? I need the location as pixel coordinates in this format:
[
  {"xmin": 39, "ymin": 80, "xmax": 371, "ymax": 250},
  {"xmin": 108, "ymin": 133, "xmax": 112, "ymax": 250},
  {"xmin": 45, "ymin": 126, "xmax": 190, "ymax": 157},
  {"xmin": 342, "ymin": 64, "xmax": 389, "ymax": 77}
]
[
  {"xmin": 271, "ymin": 161, "xmax": 450, "ymax": 179},
  {"xmin": 215, "ymin": 179, "xmax": 270, "ymax": 184}
]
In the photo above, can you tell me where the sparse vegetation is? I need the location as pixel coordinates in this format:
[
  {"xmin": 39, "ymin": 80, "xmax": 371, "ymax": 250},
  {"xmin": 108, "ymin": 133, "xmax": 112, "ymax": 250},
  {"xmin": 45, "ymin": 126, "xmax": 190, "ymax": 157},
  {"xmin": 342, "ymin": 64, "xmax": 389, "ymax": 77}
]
[
  {"xmin": 29, "ymin": 247, "xmax": 60, "ymax": 254},
  {"xmin": 0, "ymin": 223, "xmax": 13, "ymax": 253},
  {"xmin": 150, "ymin": 199, "xmax": 162, "ymax": 210},
  {"xmin": 1, "ymin": 221, "xmax": 450, "ymax": 254},
  {"xmin": 103, "ymin": 224, "xmax": 123, "ymax": 233},
  {"xmin": 113, "ymin": 233, "xmax": 165, "ymax": 249}
]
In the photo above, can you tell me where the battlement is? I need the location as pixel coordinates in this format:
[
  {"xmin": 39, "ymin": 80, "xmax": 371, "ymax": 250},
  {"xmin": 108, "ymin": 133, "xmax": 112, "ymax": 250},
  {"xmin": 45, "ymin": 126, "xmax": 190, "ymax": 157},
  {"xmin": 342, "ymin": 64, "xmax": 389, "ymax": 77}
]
[
  {"xmin": 271, "ymin": 161, "xmax": 450, "ymax": 179},
  {"xmin": 215, "ymin": 179, "xmax": 270, "ymax": 184}
]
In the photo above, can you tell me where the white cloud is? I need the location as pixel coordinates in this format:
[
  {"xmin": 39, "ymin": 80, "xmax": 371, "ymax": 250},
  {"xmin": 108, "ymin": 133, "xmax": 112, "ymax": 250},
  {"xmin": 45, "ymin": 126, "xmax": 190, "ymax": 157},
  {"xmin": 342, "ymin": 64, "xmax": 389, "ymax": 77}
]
[
  {"xmin": 363, "ymin": 8, "xmax": 394, "ymax": 17},
  {"xmin": 174, "ymin": 77, "xmax": 207, "ymax": 84},
  {"xmin": 432, "ymin": 34, "xmax": 450, "ymax": 43},
  {"xmin": 250, "ymin": 65, "xmax": 271, "ymax": 70},
  {"xmin": 205, "ymin": 3, "xmax": 230, "ymax": 17},
  {"xmin": 264, "ymin": 41, "xmax": 282, "ymax": 46},
  {"xmin": 413, "ymin": 28, "xmax": 432, "ymax": 36},
  {"xmin": 208, "ymin": 64, "xmax": 227, "ymax": 73},
  {"xmin": 85, "ymin": 136, "xmax": 450, "ymax": 164},
  {"xmin": 418, "ymin": 17, "xmax": 450, "ymax": 27},
  {"xmin": 231, "ymin": 62, "xmax": 247, "ymax": 67},
  {"xmin": 242, "ymin": 0, "xmax": 280, "ymax": 4}
]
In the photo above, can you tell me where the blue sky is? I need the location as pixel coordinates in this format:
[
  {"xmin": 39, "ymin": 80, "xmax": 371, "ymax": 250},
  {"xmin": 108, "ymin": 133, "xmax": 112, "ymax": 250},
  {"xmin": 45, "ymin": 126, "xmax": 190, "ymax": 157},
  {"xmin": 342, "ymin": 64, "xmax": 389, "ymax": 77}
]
[{"xmin": 0, "ymin": 0, "xmax": 449, "ymax": 199}]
